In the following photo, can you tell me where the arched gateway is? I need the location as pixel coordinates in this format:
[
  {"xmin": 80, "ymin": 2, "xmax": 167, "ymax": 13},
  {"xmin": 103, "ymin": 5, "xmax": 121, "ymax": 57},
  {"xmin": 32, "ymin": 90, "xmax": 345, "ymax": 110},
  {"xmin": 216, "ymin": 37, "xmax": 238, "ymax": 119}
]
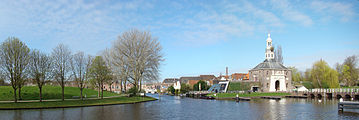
[{"xmin": 275, "ymin": 80, "xmax": 280, "ymax": 91}]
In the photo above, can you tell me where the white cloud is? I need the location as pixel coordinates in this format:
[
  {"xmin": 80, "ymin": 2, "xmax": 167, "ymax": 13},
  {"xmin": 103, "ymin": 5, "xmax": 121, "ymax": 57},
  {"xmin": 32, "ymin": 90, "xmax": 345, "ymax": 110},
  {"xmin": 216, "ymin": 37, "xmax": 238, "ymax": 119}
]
[
  {"xmin": 270, "ymin": 0, "xmax": 313, "ymax": 26},
  {"xmin": 310, "ymin": 1, "xmax": 356, "ymax": 22},
  {"xmin": 283, "ymin": 11, "xmax": 313, "ymax": 26}
]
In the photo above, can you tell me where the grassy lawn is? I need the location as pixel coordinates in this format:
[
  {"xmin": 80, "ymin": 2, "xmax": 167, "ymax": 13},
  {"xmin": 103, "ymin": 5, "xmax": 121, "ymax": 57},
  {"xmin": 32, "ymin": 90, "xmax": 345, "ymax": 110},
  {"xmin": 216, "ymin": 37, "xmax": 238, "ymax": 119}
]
[
  {"xmin": 0, "ymin": 86, "xmax": 119, "ymax": 101},
  {"xmin": 227, "ymin": 82, "xmax": 260, "ymax": 91},
  {"xmin": 207, "ymin": 92, "xmax": 291, "ymax": 98},
  {"xmin": 0, "ymin": 96, "xmax": 156, "ymax": 109}
]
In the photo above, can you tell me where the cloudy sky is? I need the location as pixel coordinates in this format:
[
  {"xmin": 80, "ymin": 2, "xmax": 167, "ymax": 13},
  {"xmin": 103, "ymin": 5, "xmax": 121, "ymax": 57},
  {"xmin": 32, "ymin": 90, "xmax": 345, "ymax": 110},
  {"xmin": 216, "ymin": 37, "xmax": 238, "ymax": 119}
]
[{"xmin": 0, "ymin": 0, "xmax": 358, "ymax": 81}]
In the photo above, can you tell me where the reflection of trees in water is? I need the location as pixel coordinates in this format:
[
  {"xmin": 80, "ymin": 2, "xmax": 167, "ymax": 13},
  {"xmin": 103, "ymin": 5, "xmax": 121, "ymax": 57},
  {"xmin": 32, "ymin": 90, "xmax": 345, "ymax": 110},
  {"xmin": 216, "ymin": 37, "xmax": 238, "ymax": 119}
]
[{"xmin": 14, "ymin": 110, "xmax": 23, "ymax": 120}]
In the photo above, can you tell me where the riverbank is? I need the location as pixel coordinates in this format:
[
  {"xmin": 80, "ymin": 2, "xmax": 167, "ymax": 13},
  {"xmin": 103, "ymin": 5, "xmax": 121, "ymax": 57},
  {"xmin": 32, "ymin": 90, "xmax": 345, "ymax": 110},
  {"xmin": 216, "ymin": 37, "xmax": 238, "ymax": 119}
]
[
  {"xmin": 0, "ymin": 86, "xmax": 118, "ymax": 101},
  {"xmin": 206, "ymin": 92, "xmax": 291, "ymax": 98},
  {"xmin": 0, "ymin": 96, "xmax": 157, "ymax": 110}
]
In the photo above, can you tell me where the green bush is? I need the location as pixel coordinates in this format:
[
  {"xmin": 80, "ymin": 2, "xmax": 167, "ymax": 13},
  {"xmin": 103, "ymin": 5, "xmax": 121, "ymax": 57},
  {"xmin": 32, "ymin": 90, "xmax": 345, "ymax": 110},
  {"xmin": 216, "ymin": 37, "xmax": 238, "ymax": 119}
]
[
  {"xmin": 167, "ymin": 86, "xmax": 175, "ymax": 94},
  {"xmin": 193, "ymin": 81, "xmax": 210, "ymax": 91},
  {"xmin": 127, "ymin": 86, "xmax": 138, "ymax": 95}
]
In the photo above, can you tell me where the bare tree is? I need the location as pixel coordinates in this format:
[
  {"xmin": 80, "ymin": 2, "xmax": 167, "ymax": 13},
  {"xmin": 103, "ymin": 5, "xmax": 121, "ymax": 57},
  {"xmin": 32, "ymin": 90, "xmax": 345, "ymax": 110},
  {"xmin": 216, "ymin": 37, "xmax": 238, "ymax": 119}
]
[
  {"xmin": 112, "ymin": 29, "xmax": 163, "ymax": 94},
  {"xmin": 29, "ymin": 49, "xmax": 52, "ymax": 102},
  {"xmin": 111, "ymin": 48, "xmax": 129, "ymax": 93},
  {"xmin": 0, "ymin": 37, "xmax": 30, "ymax": 102},
  {"xmin": 275, "ymin": 45, "xmax": 283, "ymax": 64},
  {"xmin": 102, "ymin": 49, "xmax": 116, "ymax": 92},
  {"xmin": 52, "ymin": 44, "xmax": 72, "ymax": 101},
  {"xmin": 70, "ymin": 52, "xmax": 91, "ymax": 100}
]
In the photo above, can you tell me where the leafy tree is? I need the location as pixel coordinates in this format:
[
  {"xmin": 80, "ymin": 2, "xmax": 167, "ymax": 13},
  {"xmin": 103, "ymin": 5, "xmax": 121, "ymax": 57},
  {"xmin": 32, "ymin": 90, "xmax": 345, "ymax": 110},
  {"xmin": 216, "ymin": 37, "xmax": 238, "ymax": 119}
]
[
  {"xmin": 342, "ymin": 55, "xmax": 358, "ymax": 86},
  {"xmin": 89, "ymin": 56, "xmax": 110, "ymax": 99},
  {"xmin": 180, "ymin": 83, "xmax": 191, "ymax": 94},
  {"xmin": 342, "ymin": 65, "xmax": 352, "ymax": 86},
  {"xmin": 310, "ymin": 59, "xmax": 339, "ymax": 88},
  {"xmin": 167, "ymin": 85, "xmax": 175, "ymax": 94},
  {"xmin": 288, "ymin": 67, "xmax": 303, "ymax": 83},
  {"xmin": 0, "ymin": 37, "xmax": 30, "ymax": 102},
  {"xmin": 193, "ymin": 81, "xmax": 209, "ymax": 91},
  {"xmin": 29, "ymin": 50, "xmax": 52, "ymax": 102},
  {"xmin": 303, "ymin": 69, "xmax": 311, "ymax": 82}
]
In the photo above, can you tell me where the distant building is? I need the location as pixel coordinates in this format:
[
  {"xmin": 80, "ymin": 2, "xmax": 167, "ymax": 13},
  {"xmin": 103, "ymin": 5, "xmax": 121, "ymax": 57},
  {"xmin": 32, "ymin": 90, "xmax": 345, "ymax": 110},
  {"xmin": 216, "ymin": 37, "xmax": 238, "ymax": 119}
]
[
  {"xmin": 162, "ymin": 78, "xmax": 179, "ymax": 85},
  {"xmin": 249, "ymin": 33, "xmax": 292, "ymax": 92},
  {"xmin": 179, "ymin": 76, "xmax": 201, "ymax": 84},
  {"xmin": 231, "ymin": 73, "xmax": 249, "ymax": 81},
  {"xmin": 199, "ymin": 75, "xmax": 216, "ymax": 81}
]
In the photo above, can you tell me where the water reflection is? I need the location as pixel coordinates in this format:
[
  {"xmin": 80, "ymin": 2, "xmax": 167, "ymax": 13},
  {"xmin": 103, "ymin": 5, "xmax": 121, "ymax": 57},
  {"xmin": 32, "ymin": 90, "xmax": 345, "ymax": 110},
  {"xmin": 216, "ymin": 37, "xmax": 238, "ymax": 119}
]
[{"xmin": 1, "ymin": 94, "xmax": 359, "ymax": 120}]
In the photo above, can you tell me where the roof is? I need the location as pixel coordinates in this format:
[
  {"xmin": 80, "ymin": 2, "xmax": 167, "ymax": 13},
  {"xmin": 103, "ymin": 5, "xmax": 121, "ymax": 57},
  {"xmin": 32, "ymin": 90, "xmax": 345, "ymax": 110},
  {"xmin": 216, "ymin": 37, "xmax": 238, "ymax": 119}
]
[
  {"xmin": 162, "ymin": 78, "xmax": 179, "ymax": 84},
  {"xmin": 199, "ymin": 75, "xmax": 216, "ymax": 80},
  {"xmin": 180, "ymin": 77, "xmax": 201, "ymax": 84},
  {"xmin": 251, "ymin": 59, "xmax": 288, "ymax": 70}
]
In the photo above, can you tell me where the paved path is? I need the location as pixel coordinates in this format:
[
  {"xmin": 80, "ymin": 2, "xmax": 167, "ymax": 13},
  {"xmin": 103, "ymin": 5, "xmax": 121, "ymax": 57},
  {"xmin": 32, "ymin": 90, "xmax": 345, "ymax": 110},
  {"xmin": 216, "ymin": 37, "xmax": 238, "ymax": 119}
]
[{"xmin": 0, "ymin": 95, "xmax": 128, "ymax": 103}]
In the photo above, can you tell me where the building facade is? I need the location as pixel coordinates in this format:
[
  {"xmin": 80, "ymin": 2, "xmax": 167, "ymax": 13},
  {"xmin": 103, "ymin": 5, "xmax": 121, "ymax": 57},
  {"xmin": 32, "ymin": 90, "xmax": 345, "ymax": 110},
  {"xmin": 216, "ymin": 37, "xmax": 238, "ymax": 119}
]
[{"xmin": 249, "ymin": 33, "xmax": 292, "ymax": 92}]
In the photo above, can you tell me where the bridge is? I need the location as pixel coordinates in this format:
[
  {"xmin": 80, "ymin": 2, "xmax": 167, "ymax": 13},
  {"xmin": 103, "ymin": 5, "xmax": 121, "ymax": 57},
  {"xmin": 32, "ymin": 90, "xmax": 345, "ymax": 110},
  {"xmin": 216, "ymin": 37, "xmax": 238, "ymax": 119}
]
[{"xmin": 300, "ymin": 88, "xmax": 359, "ymax": 100}]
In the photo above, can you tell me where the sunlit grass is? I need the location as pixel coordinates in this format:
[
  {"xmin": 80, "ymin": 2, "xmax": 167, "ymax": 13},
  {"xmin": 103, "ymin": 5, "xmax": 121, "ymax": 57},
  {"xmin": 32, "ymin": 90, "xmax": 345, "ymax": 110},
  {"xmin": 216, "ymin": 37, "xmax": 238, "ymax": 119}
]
[{"xmin": 0, "ymin": 85, "xmax": 119, "ymax": 101}]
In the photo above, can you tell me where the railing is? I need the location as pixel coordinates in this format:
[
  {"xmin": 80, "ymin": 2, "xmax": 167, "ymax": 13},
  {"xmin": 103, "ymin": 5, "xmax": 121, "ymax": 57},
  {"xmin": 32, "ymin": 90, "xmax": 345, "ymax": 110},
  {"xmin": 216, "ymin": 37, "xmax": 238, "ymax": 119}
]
[
  {"xmin": 307, "ymin": 88, "xmax": 359, "ymax": 93},
  {"xmin": 188, "ymin": 91, "xmax": 212, "ymax": 94}
]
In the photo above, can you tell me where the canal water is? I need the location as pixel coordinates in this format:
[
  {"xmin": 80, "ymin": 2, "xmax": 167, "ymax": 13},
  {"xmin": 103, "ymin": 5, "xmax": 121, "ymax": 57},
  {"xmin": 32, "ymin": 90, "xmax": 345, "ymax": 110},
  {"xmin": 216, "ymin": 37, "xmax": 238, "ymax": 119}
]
[{"xmin": 1, "ymin": 94, "xmax": 359, "ymax": 120}]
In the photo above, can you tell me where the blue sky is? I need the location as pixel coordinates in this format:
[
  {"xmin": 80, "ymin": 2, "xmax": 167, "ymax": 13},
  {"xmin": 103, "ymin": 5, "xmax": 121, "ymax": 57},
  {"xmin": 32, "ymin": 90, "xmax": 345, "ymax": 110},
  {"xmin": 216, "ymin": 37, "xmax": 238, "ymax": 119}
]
[{"xmin": 0, "ymin": 0, "xmax": 358, "ymax": 82}]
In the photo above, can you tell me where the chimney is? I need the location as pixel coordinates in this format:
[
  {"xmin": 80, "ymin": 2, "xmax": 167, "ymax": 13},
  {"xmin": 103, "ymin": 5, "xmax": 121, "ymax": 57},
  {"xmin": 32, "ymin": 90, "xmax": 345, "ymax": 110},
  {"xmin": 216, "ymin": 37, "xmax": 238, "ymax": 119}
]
[{"xmin": 226, "ymin": 67, "xmax": 228, "ymax": 80}]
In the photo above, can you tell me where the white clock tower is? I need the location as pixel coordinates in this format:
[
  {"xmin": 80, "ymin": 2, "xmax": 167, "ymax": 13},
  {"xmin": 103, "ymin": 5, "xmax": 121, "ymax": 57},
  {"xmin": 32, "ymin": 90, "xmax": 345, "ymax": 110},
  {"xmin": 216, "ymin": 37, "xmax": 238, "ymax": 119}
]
[{"xmin": 265, "ymin": 33, "xmax": 274, "ymax": 60}]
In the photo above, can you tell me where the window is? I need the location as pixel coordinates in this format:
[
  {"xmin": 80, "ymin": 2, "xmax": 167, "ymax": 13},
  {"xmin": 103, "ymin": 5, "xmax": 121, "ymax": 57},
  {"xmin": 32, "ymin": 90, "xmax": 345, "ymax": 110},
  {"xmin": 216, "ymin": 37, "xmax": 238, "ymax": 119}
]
[{"xmin": 267, "ymin": 83, "xmax": 269, "ymax": 88}]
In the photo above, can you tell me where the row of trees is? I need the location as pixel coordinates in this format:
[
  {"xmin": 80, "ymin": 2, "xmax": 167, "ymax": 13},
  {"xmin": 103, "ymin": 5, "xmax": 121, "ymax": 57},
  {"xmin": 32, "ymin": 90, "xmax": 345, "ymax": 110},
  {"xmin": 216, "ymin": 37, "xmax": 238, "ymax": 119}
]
[
  {"xmin": 0, "ymin": 38, "xmax": 100, "ymax": 102},
  {"xmin": 0, "ymin": 29, "xmax": 163, "ymax": 102},
  {"xmin": 290, "ymin": 55, "xmax": 359, "ymax": 88}
]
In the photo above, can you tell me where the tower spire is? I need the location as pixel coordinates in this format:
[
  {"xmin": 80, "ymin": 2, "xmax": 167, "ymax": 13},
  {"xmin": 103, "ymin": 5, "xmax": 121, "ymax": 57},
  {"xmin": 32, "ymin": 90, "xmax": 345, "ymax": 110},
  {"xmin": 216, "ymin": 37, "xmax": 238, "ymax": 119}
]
[{"xmin": 265, "ymin": 32, "xmax": 274, "ymax": 60}]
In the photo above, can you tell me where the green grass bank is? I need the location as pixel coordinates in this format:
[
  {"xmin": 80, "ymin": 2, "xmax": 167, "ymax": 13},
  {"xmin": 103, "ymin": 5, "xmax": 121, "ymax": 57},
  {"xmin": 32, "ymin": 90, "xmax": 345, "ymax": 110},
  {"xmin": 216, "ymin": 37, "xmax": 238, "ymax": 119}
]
[
  {"xmin": 207, "ymin": 92, "xmax": 291, "ymax": 98},
  {"xmin": 0, "ymin": 86, "xmax": 118, "ymax": 101},
  {"xmin": 0, "ymin": 96, "xmax": 157, "ymax": 110}
]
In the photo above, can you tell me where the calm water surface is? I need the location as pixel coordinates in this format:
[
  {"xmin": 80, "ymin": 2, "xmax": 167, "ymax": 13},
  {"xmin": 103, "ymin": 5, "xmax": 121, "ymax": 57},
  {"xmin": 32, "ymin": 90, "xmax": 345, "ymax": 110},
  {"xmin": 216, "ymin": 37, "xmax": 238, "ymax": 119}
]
[{"xmin": 1, "ymin": 94, "xmax": 359, "ymax": 120}]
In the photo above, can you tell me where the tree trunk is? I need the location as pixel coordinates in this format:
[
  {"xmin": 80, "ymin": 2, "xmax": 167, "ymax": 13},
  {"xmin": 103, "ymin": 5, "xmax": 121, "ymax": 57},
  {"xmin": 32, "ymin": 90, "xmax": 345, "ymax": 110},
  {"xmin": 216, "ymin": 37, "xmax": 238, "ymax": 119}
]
[
  {"xmin": 110, "ymin": 83, "xmax": 112, "ymax": 92},
  {"xmin": 61, "ymin": 80, "xmax": 65, "ymax": 101},
  {"xmin": 98, "ymin": 85, "xmax": 100, "ymax": 98},
  {"xmin": 101, "ymin": 82, "xmax": 104, "ymax": 99},
  {"xmin": 139, "ymin": 79, "xmax": 142, "ymax": 92},
  {"xmin": 62, "ymin": 86, "xmax": 65, "ymax": 101},
  {"xmin": 80, "ymin": 87, "xmax": 83, "ymax": 100},
  {"xmin": 18, "ymin": 86, "xmax": 22, "ymax": 100},
  {"xmin": 120, "ymin": 79, "xmax": 123, "ymax": 94},
  {"xmin": 14, "ymin": 88, "xmax": 17, "ymax": 103},
  {"xmin": 39, "ymin": 87, "xmax": 43, "ymax": 102},
  {"xmin": 124, "ymin": 80, "xmax": 127, "ymax": 93}
]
